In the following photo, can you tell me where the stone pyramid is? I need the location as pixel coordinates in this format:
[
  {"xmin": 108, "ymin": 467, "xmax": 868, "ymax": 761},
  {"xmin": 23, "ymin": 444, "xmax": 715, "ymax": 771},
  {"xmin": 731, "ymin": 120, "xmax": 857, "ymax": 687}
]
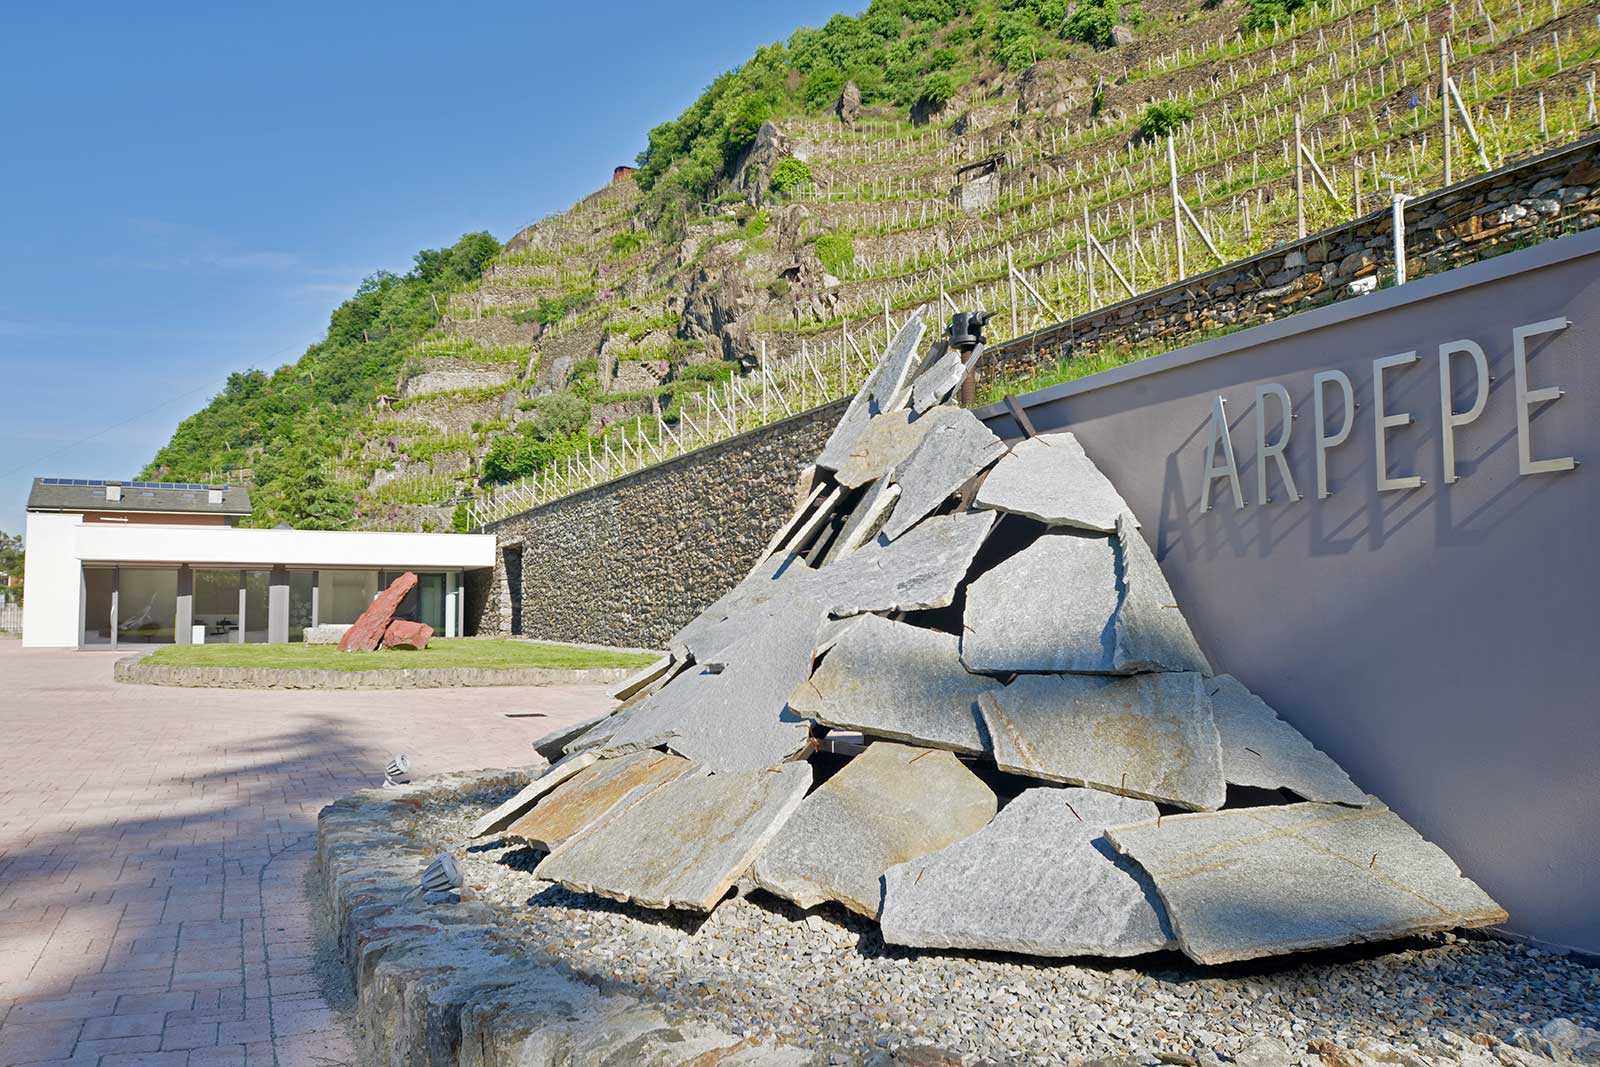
[{"xmin": 474, "ymin": 309, "xmax": 1507, "ymax": 966}]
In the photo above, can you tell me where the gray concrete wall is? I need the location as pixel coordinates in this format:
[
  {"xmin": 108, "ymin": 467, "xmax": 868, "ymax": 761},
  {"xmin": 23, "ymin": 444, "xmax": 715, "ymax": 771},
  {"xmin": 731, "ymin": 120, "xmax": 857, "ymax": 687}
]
[{"xmin": 979, "ymin": 228, "xmax": 1600, "ymax": 953}]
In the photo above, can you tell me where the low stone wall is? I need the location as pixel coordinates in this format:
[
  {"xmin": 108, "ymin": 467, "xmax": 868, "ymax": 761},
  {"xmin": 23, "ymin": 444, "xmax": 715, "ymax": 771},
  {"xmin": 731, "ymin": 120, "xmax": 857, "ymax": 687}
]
[
  {"xmin": 975, "ymin": 134, "xmax": 1600, "ymax": 388},
  {"xmin": 482, "ymin": 399, "xmax": 846, "ymax": 648},
  {"xmin": 316, "ymin": 770, "xmax": 814, "ymax": 1067},
  {"xmin": 113, "ymin": 654, "xmax": 635, "ymax": 690}
]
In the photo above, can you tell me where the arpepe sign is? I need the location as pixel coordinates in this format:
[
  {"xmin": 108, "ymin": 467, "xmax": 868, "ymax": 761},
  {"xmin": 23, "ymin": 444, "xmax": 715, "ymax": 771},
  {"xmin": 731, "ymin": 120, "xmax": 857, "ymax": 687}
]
[
  {"xmin": 1198, "ymin": 316, "xmax": 1580, "ymax": 511},
  {"xmin": 977, "ymin": 228, "xmax": 1598, "ymax": 955}
]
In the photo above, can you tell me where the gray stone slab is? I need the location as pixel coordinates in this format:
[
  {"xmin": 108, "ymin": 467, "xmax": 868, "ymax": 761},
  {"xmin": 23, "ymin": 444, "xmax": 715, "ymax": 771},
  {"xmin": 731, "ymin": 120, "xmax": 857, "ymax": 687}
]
[
  {"xmin": 831, "ymin": 410, "xmax": 931, "ymax": 489},
  {"xmin": 910, "ymin": 347, "xmax": 966, "ymax": 413},
  {"xmin": 1106, "ymin": 802, "xmax": 1509, "ymax": 964},
  {"xmin": 880, "ymin": 408, "xmax": 1007, "ymax": 541},
  {"xmin": 532, "ymin": 711, "xmax": 614, "ymax": 763},
  {"xmin": 668, "ymin": 553, "xmax": 808, "ymax": 663},
  {"xmin": 789, "ymin": 614, "xmax": 998, "ymax": 754},
  {"xmin": 470, "ymin": 751, "xmax": 600, "ymax": 838},
  {"xmin": 879, "ymin": 787, "xmax": 1176, "ymax": 957},
  {"xmin": 751, "ymin": 742, "xmax": 995, "ymax": 917},
  {"xmin": 1112, "ymin": 514, "xmax": 1212, "ymax": 675},
  {"xmin": 816, "ymin": 509, "xmax": 996, "ymax": 616},
  {"xmin": 820, "ymin": 479, "xmax": 897, "ymax": 566},
  {"xmin": 960, "ymin": 532, "xmax": 1120, "ymax": 673},
  {"xmin": 817, "ymin": 311, "xmax": 926, "ymax": 472},
  {"xmin": 973, "ymin": 432, "xmax": 1132, "ymax": 533},
  {"xmin": 607, "ymin": 654, "xmax": 675, "ymax": 702},
  {"xmin": 1207, "ymin": 674, "xmax": 1367, "ymax": 805},
  {"xmin": 537, "ymin": 762, "xmax": 813, "ymax": 912},
  {"xmin": 978, "ymin": 672, "xmax": 1225, "ymax": 811},
  {"xmin": 504, "ymin": 750, "xmax": 693, "ymax": 852},
  {"xmin": 599, "ymin": 595, "xmax": 825, "ymax": 773}
]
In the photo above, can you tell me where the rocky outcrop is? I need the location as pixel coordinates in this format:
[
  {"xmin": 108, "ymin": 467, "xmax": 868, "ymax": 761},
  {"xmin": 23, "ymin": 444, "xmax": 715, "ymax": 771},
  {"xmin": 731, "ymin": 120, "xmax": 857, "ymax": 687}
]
[
  {"xmin": 681, "ymin": 259, "xmax": 756, "ymax": 364},
  {"xmin": 731, "ymin": 121, "xmax": 793, "ymax": 206},
  {"xmin": 836, "ymin": 81, "xmax": 861, "ymax": 128}
]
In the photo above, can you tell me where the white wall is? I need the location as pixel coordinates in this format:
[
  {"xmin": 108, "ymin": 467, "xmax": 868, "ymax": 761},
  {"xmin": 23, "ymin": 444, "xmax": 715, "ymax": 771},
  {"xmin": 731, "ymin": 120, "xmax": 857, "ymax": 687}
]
[{"xmin": 22, "ymin": 512, "xmax": 84, "ymax": 648}]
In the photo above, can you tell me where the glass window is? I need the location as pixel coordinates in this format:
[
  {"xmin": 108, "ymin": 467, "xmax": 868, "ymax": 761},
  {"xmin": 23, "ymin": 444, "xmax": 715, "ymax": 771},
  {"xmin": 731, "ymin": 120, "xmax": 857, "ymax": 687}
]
[
  {"xmin": 288, "ymin": 571, "xmax": 314, "ymax": 642},
  {"xmin": 242, "ymin": 570, "xmax": 270, "ymax": 643},
  {"xmin": 118, "ymin": 569, "xmax": 178, "ymax": 645},
  {"xmin": 83, "ymin": 568, "xmax": 114, "ymax": 646},
  {"xmin": 193, "ymin": 569, "xmax": 240, "ymax": 643},
  {"xmin": 417, "ymin": 573, "xmax": 445, "ymax": 633},
  {"xmin": 321, "ymin": 570, "xmax": 378, "ymax": 625}
]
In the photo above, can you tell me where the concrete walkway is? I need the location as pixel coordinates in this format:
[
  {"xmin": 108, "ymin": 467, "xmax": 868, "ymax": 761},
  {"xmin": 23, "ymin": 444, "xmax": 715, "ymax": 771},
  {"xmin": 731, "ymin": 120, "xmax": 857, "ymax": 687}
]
[{"xmin": 0, "ymin": 643, "xmax": 612, "ymax": 1067}]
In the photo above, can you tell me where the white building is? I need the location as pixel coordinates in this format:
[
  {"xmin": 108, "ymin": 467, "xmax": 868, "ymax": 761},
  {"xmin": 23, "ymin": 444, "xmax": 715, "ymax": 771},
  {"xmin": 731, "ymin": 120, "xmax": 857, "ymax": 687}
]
[{"xmin": 22, "ymin": 477, "xmax": 494, "ymax": 649}]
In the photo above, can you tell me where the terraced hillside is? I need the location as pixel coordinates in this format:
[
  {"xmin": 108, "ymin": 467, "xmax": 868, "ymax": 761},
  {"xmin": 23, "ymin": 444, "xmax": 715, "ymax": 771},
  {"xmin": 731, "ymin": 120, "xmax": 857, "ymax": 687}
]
[{"xmin": 155, "ymin": 0, "xmax": 1600, "ymax": 530}]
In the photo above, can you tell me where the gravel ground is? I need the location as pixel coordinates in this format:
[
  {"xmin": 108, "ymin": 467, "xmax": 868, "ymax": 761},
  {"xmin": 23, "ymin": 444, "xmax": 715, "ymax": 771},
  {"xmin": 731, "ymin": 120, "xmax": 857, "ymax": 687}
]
[{"xmin": 410, "ymin": 784, "xmax": 1600, "ymax": 1067}]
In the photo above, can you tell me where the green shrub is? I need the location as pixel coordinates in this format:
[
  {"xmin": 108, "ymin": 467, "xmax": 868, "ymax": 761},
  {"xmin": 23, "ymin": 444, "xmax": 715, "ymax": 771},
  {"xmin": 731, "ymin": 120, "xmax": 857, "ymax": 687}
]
[
  {"xmin": 814, "ymin": 233, "xmax": 855, "ymax": 275},
  {"xmin": 992, "ymin": 12, "xmax": 1039, "ymax": 70},
  {"xmin": 531, "ymin": 288, "xmax": 593, "ymax": 326},
  {"xmin": 803, "ymin": 69, "xmax": 846, "ymax": 110},
  {"xmin": 744, "ymin": 209, "xmax": 770, "ymax": 238},
  {"xmin": 916, "ymin": 72, "xmax": 956, "ymax": 112},
  {"xmin": 1064, "ymin": 0, "xmax": 1117, "ymax": 46},
  {"xmin": 451, "ymin": 501, "xmax": 471, "ymax": 532},
  {"xmin": 677, "ymin": 360, "xmax": 739, "ymax": 383},
  {"xmin": 926, "ymin": 47, "xmax": 957, "ymax": 70},
  {"xmin": 609, "ymin": 231, "xmax": 645, "ymax": 257},
  {"xmin": 771, "ymin": 157, "xmax": 813, "ymax": 194},
  {"xmin": 1242, "ymin": 0, "xmax": 1309, "ymax": 30},
  {"xmin": 1137, "ymin": 99, "xmax": 1195, "ymax": 138}
]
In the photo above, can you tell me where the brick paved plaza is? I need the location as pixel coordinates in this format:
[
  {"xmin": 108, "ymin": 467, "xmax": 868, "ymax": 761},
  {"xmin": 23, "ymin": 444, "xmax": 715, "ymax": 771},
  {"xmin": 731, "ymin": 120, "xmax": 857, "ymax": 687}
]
[{"xmin": 0, "ymin": 643, "xmax": 611, "ymax": 1067}]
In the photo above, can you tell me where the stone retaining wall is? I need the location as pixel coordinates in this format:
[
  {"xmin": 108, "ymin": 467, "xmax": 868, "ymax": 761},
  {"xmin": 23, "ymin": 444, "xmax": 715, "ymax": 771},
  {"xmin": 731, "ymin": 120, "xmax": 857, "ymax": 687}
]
[
  {"xmin": 974, "ymin": 134, "xmax": 1600, "ymax": 388},
  {"xmin": 479, "ymin": 399, "xmax": 846, "ymax": 648},
  {"xmin": 113, "ymin": 654, "xmax": 635, "ymax": 690},
  {"xmin": 316, "ymin": 770, "xmax": 814, "ymax": 1067}
]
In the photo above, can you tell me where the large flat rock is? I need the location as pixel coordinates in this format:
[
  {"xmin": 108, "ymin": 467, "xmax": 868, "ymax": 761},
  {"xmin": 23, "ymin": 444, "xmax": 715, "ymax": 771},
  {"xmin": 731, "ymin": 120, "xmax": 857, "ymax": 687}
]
[
  {"xmin": 833, "ymin": 410, "xmax": 937, "ymax": 490},
  {"xmin": 978, "ymin": 672, "xmax": 1225, "ymax": 811},
  {"xmin": 669, "ymin": 554, "xmax": 809, "ymax": 663},
  {"xmin": 339, "ymin": 571, "xmax": 417, "ymax": 652},
  {"xmin": 504, "ymin": 750, "xmax": 693, "ymax": 852},
  {"xmin": 881, "ymin": 408, "xmax": 1006, "ymax": 541},
  {"xmin": 961, "ymin": 532, "xmax": 1120, "ymax": 673},
  {"xmin": 974, "ymin": 432, "xmax": 1132, "ymax": 533},
  {"xmin": 880, "ymin": 787, "xmax": 1175, "ymax": 957},
  {"xmin": 537, "ymin": 762, "xmax": 813, "ymax": 912},
  {"xmin": 1112, "ymin": 515, "xmax": 1211, "ymax": 674},
  {"xmin": 470, "ymin": 751, "xmax": 599, "ymax": 838},
  {"xmin": 751, "ymin": 742, "xmax": 995, "ymax": 917},
  {"xmin": 817, "ymin": 312, "xmax": 926, "ymax": 473},
  {"xmin": 790, "ymin": 614, "xmax": 998, "ymax": 754},
  {"xmin": 1107, "ymin": 803, "xmax": 1508, "ymax": 964},
  {"xmin": 909, "ymin": 347, "xmax": 965, "ymax": 413},
  {"xmin": 818, "ymin": 509, "xmax": 996, "ymax": 616},
  {"xmin": 1208, "ymin": 674, "xmax": 1367, "ymax": 805}
]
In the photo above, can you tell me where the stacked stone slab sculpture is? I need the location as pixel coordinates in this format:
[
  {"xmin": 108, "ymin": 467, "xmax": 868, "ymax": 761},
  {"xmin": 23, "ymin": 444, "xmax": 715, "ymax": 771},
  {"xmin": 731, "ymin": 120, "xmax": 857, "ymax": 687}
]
[{"xmin": 472, "ymin": 309, "xmax": 1508, "ymax": 965}]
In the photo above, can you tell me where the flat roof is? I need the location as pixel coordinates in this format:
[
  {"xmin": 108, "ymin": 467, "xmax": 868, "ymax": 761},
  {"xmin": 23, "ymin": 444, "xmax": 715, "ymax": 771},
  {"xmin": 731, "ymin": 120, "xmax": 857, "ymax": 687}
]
[{"xmin": 28, "ymin": 477, "xmax": 252, "ymax": 516}]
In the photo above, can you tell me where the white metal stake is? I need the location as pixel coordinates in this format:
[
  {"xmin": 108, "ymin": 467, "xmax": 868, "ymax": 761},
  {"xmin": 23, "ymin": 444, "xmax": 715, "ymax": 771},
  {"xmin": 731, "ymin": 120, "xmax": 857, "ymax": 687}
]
[
  {"xmin": 1441, "ymin": 39, "xmax": 1453, "ymax": 186},
  {"xmin": 1167, "ymin": 136, "xmax": 1185, "ymax": 278},
  {"xmin": 1392, "ymin": 193, "xmax": 1409, "ymax": 286}
]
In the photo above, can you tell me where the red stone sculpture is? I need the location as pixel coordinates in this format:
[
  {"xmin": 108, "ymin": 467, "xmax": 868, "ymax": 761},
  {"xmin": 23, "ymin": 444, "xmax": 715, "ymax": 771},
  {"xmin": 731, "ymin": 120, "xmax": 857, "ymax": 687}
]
[
  {"xmin": 382, "ymin": 619, "xmax": 434, "ymax": 651},
  {"xmin": 338, "ymin": 572, "xmax": 419, "ymax": 651}
]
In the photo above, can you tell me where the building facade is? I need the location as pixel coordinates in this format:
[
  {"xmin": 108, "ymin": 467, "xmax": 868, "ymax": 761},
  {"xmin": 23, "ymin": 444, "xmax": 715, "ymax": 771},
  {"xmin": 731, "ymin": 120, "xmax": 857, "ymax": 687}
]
[{"xmin": 22, "ymin": 478, "xmax": 494, "ymax": 648}]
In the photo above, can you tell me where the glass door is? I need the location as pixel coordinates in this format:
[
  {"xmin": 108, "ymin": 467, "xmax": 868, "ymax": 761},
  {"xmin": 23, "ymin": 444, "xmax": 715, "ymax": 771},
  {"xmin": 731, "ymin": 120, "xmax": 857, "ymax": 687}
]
[{"xmin": 417, "ymin": 573, "xmax": 445, "ymax": 634}]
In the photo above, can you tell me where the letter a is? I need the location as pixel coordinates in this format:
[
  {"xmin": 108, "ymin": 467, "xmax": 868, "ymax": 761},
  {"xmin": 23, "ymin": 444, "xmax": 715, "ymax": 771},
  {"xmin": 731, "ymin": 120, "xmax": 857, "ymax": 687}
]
[{"xmin": 1201, "ymin": 395, "xmax": 1245, "ymax": 510}]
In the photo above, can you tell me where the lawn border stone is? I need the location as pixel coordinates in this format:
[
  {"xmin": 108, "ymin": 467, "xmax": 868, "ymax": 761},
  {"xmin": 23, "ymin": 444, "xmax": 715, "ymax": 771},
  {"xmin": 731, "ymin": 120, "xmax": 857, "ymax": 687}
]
[{"xmin": 113, "ymin": 652, "xmax": 637, "ymax": 690}]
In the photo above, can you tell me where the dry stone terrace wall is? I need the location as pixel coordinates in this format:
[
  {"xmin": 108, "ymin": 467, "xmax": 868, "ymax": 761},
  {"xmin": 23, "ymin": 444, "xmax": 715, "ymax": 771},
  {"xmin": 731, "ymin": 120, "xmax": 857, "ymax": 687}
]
[
  {"xmin": 974, "ymin": 134, "xmax": 1600, "ymax": 389},
  {"xmin": 482, "ymin": 400, "xmax": 846, "ymax": 648}
]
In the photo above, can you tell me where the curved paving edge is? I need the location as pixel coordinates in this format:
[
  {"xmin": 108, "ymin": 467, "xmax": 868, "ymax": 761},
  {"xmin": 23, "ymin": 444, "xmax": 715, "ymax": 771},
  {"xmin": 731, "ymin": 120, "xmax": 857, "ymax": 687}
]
[
  {"xmin": 114, "ymin": 654, "xmax": 637, "ymax": 689},
  {"xmin": 315, "ymin": 769, "xmax": 820, "ymax": 1067}
]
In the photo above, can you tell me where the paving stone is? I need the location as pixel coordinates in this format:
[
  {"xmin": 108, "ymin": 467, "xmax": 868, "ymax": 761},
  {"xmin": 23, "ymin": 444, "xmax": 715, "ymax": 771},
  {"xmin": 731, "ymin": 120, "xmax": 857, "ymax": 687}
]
[
  {"xmin": 973, "ymin": 431, "xmax": 1132, "ymax": 533},
  {"xmin": 960, "ymin": 531, "xmax": 1120, "ymax": 673},
  {"xmin": 910, "ymin": 347, "xmax": 966, "ymax": 413},
  {"xmin": 1112, "ymin": 514, "xmax": 1211, "ymax": 674},
  {"xmin": 879, "ymin": 787, "xmax": 1175, "ymax": 957},
  {"xmin": 832, "ymin": 410, "xmax": 933, "ymax": 489},
  {"xmin": 816, "ymin": 509, "xmax": 996, "ymax": 616},
  {"xmin": 817, "ymin": 311, "xmax": 927, "ymax": 472},
  {"xmin": 470, "ymin": 751, "xmax": 600, "ymax": 838},
  {"xmin": 1106, "ymin": 802, "xmax": 1509, "ymax": 964},
  {"xmin": 880, "ymin": 408, "xmax": 1006, "ymax": 540},
  {"xmin": 504, "ymin": 750, "xmax": 693, "ymax": 852},
  {"xmin": 1207, "ymin": 674, "xmax": 1367, "ymax": 805},
  {"xmin": 538, "ymin": 762, "xmax": 813, "ymax": 912},
  {"xmin": 789, "ymin": 614, "xmax": 998, "ymax": 754},
  {"xmin": 600, "ymin": 595, "xmax": 825, "ymax": 772},
  {"xmin": 978, "ymin": 672, "xmax": 1225, "ymax": 811},
  {"xmin": 751, "ymin": 743, "xmax": 995, "ymax": 917}
]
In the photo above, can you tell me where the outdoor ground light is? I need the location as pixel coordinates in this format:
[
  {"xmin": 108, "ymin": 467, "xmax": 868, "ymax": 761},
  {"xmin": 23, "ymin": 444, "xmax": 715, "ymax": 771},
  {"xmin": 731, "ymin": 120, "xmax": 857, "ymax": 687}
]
[
  {"xmin": 384, "ymin": 753, "xmax": 412, "ymax": 787},
  {"xmin": 418, "ymin": 853, "xmax": 462, "ymax": 896}
]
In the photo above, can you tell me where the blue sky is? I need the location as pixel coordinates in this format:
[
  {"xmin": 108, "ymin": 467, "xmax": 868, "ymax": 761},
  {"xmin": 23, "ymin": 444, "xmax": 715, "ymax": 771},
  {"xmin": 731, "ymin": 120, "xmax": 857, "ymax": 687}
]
[{"xmin": 0, "ymin": 0, "xmax": 848, "ymax": 533}]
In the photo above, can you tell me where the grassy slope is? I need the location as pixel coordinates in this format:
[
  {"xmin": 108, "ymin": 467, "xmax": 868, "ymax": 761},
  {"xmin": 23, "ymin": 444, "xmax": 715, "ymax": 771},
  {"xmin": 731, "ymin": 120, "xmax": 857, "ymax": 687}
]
[{"xmin": 146, "ymin": 638, "xmax": 659, "ymax": 672}]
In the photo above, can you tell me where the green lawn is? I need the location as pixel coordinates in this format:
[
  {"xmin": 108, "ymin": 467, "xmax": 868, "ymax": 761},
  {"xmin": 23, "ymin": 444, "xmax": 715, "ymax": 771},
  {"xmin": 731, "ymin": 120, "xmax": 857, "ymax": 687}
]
[{"xmin": 145, "ymin": 638, "xmax": 659, "ymax": 673}]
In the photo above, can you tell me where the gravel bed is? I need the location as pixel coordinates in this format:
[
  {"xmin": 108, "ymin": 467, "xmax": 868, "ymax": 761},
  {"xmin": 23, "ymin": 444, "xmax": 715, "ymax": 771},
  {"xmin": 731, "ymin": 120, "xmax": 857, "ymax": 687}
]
[{"xmin": 409, "ymin": 784, "xmax": 1600, "ymax": 1067}]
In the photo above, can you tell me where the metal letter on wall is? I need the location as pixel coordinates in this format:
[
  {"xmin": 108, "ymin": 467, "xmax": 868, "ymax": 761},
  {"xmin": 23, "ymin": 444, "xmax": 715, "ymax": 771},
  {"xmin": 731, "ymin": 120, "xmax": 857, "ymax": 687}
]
[
  {"xmin": 1200, "ymin": 394, "xmax": 1244, "ymax": 510},
  {"xmin": 1372, "ymin": 351, "xmax": 1423, "ymax": 492},
  {"xmin": 1512, "ymin": 317, "xmax": 1577, "ymax": 476},
  {"xmin": 1312, "ymin": 370, "xmax": 1355, "ymax": 499},
  {"xmin": 1438, "ymin": 340, "xmax": 1490, "ymax": 484},
  {"xmin": 1254, "ymin": 383, "xmax": 1300, "ymax": 504}
]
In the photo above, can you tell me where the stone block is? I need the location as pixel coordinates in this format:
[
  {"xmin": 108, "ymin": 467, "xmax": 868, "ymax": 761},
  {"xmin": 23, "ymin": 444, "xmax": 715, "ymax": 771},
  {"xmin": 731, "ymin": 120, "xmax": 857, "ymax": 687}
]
[
  {"xmin": 1207, "ymin": 675, "xmax": 1366, "ymax": 805},
  {"xmin": 880, "ymin": 407, "xmax": 1005, "ymax": 540},
  {"xmin": 961, "ymin": 531, "xmax": 1120, "ymax": 673},
  {"xmin": 382, "ymin": 620, "xmax": 434, "ymax": 650},
  {"xmin": 978, "ymin": 672, "xmax": 1225, "ymax": 811},
  {"xmin": 909, "ymin": 348, "xmax": 966, "ymax": 413},
  {"xmin": 1112, "ymin": 514, "xmax": 1211, "ymax": 674},
  {"xmin": 340, "ymin": 572, "xmax": 418, "ymax": 652},
  {"xmin": 470, "ymin": 752, "xmax": 600, "ymax": 838},
  {"xmin": 505, "ymin": 750, "xmax": 693, "ymax": 852},
  {"xmin": 537, "ymin": 762, "xmax": 812, "ymax": 912},
  {"xmin": 1107, "ymin": 802, "xmax": 1508, "ymax": 964},
  {"xmin": 880, "ymin": 787, "xmax": 1174, "ymax": 957},
  {"xmin": 817, "ymin": 509, "xmax": 996, "ymax": 616},
  {"xmin": 789, "ymin": 614, "xmax": 999, "ymax": 754},
  {"xmin": 832, "ymin": 409, "xmax": 934, "ymax": 489},
  {"xmin": 304, "ymin": 624, "xmax": 350, "ymax": 645},
  {"xmin": 973, "ymin": 431, "xmax": 1131, "ymax": 533},
  {"xmin": 751, "ymin": 742, "xmax": 995, "ymax": 917}
]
